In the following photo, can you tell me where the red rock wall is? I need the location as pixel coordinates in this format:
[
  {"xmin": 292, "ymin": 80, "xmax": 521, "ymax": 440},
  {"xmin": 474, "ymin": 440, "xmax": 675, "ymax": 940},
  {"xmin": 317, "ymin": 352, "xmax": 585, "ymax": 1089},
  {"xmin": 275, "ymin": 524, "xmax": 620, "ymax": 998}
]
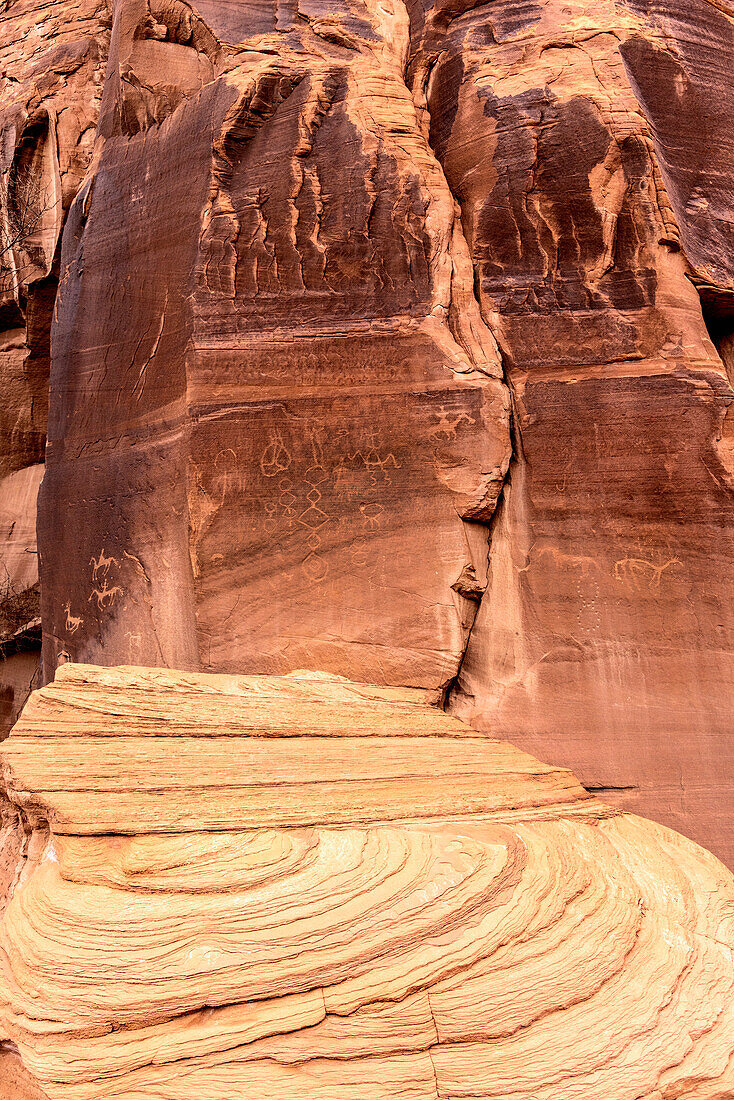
[
  {"xmin": 0, "ymin": 0, "xmax": 110, "ymax": 734},
  {"xmin": 0, "ymin": 0, "xmax": 731, "ymax": 864},
  {"xmin": 425, "ymin": 0, "xmax": 734, "ymax": 864},
  {"xmin": 38, "ymin": 0, "xmax": 511, "ymax": 687}
]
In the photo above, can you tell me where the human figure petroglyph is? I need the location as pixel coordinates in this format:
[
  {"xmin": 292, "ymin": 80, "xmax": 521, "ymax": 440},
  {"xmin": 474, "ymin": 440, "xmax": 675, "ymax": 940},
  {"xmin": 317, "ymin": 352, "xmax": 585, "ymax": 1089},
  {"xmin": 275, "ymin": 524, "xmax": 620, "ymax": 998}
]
[
  {"xmin": 89, "ymin": 581, "xmax": 124, "ymax": 610},
  {"xmin": 260, "ymin": 431, "xmax": 292, "ymax": 478},
  {"xmin": 212, "ymin": 448, "xmax": 240, "ymax": 503},
  {"xmin": 64, "ymin": 603, "xmax": 83, "ymax": 635},
  {"xmin": 90, "ymin": 548, "xmax": 118, "ymax": 581},
  {"xmin": 360, "ymin": 501, "xmax": 385, "ymax": 528},
  {"xmin": 613, "ymin": 556, "xmax": 682, "ymax": 592}
]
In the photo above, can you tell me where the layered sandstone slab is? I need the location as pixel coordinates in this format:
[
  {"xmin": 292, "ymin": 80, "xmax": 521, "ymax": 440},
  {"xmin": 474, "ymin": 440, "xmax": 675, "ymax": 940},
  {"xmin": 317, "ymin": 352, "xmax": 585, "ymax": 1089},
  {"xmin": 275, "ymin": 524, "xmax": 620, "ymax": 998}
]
[{"xmin": 1, "ymin": 664, "xmax": 733, "ymax": 1100}]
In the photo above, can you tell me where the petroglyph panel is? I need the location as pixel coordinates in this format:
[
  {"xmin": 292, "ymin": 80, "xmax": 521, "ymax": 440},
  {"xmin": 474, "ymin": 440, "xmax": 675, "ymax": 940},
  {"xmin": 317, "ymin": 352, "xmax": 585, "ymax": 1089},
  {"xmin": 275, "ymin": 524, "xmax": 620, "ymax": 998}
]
[
  {"xmin": 189, "ymin": 335, "xmax": 506, "ymax": 686},
  {"xmin": 37, "ymin": 9, "xmax": 510, "ymax": 692}
]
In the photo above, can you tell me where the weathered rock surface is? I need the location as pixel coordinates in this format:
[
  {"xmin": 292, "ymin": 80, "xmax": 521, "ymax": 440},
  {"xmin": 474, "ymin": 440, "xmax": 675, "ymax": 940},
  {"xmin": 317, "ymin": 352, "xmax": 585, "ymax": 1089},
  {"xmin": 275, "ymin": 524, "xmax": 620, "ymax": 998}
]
[
  {"xmin": 1, "ymin": 663, "xmax": 734, "ymax": 1100},
  {"xmin": 0, "ymin": 0, "xmax": 732, "ymax": 858},
  {"xmin": 0, "ymin": 0, "xmax": 110, "ymax": 733},
  {"xmin": 426, "ymin": 0, "xmax": 734, "ymax": 866},
  {"xmin": 0, "ymin": 459, "xmax": 42, "ymax": 732},
  {"xmin": 37, "ymin": 0, "xmax": 511, "ymax": 690},
  {"xmin": 13, "ymin": 0, "xmax": 728, "ymax": 864}
]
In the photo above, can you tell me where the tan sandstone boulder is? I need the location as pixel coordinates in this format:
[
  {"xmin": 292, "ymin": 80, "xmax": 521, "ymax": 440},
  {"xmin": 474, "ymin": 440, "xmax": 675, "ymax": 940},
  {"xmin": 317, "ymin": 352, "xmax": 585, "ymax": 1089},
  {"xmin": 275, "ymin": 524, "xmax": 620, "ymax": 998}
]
[{"xmin": 1, "ymin": 664, "xmax": 733, "ymax": 1100}]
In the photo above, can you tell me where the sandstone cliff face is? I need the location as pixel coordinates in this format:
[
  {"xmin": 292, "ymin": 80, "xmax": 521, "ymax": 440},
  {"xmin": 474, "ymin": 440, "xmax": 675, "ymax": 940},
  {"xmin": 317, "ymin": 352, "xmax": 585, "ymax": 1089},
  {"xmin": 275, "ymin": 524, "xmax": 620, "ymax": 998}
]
[
  {"xmin": 0, "ymin": 0, "xmax": 111, "ymax": 733},
  {"xmin": 1, "ymin": 664, "xmax": 734, "ymax": 1100},
  {"xmin": 37, "ymin": 0, "xmax": 512, "ymax": 690},
  {"xmin": 430, "ymin": 0, "xmax": 734, "ymax": 872},
  {"xmin": 0, "ymin": 2, "xmax": 732, "ymax": 851},
  {"xmin": 2, "ymin": 3, "xmax": 734, "ymax": 1095}
]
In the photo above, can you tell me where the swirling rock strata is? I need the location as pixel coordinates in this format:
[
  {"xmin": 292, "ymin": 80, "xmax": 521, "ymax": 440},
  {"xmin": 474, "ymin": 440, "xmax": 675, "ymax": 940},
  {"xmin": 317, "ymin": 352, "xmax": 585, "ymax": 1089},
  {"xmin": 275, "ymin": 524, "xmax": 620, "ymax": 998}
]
[{"xmin": 1, "ymin": 663, "xmax": 733, "ymax": 1100}]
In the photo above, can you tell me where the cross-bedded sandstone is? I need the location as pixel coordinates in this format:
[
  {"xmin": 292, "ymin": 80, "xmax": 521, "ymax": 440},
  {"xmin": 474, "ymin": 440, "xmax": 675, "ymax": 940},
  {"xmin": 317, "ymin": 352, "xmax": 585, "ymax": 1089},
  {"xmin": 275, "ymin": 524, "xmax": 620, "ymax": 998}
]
[{"xmin": 1, "ymin": 663, "xmax": 733, "ymax": 1100}]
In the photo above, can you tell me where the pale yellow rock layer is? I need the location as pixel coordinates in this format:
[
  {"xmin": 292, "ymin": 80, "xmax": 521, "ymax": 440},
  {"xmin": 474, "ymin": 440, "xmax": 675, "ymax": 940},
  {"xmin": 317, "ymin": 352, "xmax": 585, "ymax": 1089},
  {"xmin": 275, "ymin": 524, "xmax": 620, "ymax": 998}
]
[{"xmin": 0, "ymin": 665, "xmax": 733, "ymax": 1099}]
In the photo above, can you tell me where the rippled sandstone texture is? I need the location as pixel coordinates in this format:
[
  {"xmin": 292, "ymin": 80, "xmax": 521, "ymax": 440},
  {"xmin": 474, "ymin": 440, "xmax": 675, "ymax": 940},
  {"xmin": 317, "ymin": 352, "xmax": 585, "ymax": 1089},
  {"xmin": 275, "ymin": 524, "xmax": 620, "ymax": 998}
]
[
  {"xmin": 0, "ymin": 1, "xmax": 732, "ymax": 849},
  {"xmin": 1, "ymin": 663, "xmax": 734, "ymax": 1100}
]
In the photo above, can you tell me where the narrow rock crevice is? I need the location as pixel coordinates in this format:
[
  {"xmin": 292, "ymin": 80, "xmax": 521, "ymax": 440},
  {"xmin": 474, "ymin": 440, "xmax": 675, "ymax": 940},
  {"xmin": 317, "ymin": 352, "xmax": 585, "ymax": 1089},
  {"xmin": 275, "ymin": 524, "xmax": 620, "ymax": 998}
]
[
  {"xmin": 392, "ymin": 6, "xmax": 516, "ymax": 701},
  {"xmin": 410, "ymin": 116, "xmax": 516, "ymax": 704}
]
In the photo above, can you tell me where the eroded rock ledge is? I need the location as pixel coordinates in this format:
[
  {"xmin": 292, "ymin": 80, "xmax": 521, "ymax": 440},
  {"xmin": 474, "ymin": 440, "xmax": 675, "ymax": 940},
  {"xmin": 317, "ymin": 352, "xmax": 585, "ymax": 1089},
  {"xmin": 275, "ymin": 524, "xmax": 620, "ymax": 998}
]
[{"xmin": 1, "ymin": 663, "xmax": 733, "ymax": 1100}]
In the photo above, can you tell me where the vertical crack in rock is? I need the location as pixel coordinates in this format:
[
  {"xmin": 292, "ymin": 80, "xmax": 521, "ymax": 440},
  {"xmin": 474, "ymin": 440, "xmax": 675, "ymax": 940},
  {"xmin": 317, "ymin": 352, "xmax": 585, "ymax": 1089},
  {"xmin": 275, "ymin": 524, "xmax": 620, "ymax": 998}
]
[
  {"xmin": 444, "ymin": 400, "xmax": 521, "ymax": 713},
  {"xmin": 404, "ymin": 6, "xmax": 515, "ymax": 705}
]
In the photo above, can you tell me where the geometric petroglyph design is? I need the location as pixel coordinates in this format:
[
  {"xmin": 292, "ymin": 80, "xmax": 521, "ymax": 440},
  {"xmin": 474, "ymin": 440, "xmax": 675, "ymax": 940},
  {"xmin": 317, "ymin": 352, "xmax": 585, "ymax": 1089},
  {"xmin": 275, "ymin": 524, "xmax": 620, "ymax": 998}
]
[
  {"xmin": 279, "ymin": 477, "xmax": 297, "ymax": 526},
  {"xmin": 299, "ymin": 461, "xmax": 329, "ymax": 582}
]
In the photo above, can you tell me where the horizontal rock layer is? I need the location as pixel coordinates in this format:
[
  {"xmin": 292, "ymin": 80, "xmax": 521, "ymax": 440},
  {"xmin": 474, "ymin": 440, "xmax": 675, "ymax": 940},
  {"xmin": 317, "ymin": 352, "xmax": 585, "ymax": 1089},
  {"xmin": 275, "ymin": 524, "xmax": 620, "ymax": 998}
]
[{"xmin": 1, "ymin": 664, "xmax": 733, "ymax": 1100}]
